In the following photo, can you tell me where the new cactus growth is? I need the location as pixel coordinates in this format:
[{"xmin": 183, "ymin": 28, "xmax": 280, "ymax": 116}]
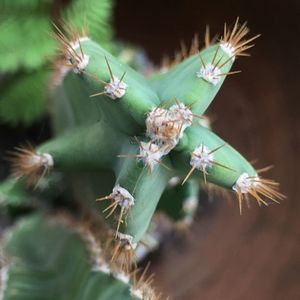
[{"xmin": 0, "ymin": 16, "xmax": 285, "ymax": 300}]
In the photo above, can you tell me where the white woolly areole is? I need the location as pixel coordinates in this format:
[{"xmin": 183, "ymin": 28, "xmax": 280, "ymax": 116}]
[
  {"xmin": 69, "ymin": 37, "xmax": 90, "ymax": 50},
  {"xmin": 190, "ymin": 144, "xmax": 213, "ymax": 171},
  {"xmin": 130, "ymin": 287, "xmax": 144, "ymax": 299},
  {"xmin": 30, "ymin": 153, "xmax": 54, "ymax": 168},
  {"xmin": 111, "ymin": 185, "xmax": 134, "ymax": 209},
  {"xmin": 104, "ymin": 76, "xmax": 128, "ymax": 99},
  {"xmin": 0, "ymin": 265, "xmax": 9, "ymax": 300},
  {"xmin": 232, "ymin": 172, "xmax": 259, "ymax": 194},
  {"xmin": 138, "ymin": 142, "xmax": 164, "ymax": 171},
  {"xmin": 168, "ymin": 103, "xmax": 193, "ymax": 125},
  {"xmin": 168, "ymin": 176, "xmax": 181, "ymax": 187},
  {"xmin": 52, "ymin": 65, "xmax": 69, "ymax": 88},
  {"xmin": 146, "ymin": 107, "xmax": 168, "ymax": 141},
  {"xmin": 93, "ymin": 263, "xmax": 110, "ymax": 274},
  {"xmin": 196, "ymin": 62, "xmax": 221, "ymax": 85},
  {"xmin": 114, "ymin": 272, "xmax": 130, "ymax": 284},
  {"xmin": 115, "ymin": 232, "xmax": 135, "ymax": 245},
  {"xmin": 220, "ymin": 41, "xmax": 236, "ymax": 60},
  {"xmin": 73, "ymin": 54, "xmax": 89, "ymax": 74},
  {"xmin": 183, "ymin": 196, "xmax": 198, "ymax": 214},
  {"xmin": 146, "ymin": 103, "xmax": 193, "ymax": 149}
]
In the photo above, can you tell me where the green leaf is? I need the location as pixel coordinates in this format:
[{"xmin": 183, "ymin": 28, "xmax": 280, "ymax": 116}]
[
  {"xmin": 0, "ymin": 14, "xmax": 55, "ymax": 72},
  {"xmin": 0, "ymin": 0, "xmax": 51, "ymax": 11},
  {"xmin": 0, "ymin": 70, "xmax": 50, "ymax": 126}
]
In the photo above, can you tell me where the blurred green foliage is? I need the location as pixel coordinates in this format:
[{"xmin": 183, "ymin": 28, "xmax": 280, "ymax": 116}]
[{"xmin": 0, "ymin": 0, "xmax": 113, "ymax": 126}]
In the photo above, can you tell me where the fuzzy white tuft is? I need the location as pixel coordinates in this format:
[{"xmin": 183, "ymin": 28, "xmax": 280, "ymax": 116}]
[
  {"xmin": 146, "ymin": 103, "xmax": 193, "ymax": 151},
  {"xmin": 111, "ymin": 185, "xmax": 135, "ymax": 209},
  {"xmin": 115, "ymin": 232, "xmax": 134, "ymax": 244},
  {"xmin": 130, "ymin": 287, "xmax": 144, "ymax": 299},
  {"xmin": 190, "ymin": 144, "xmax": 213, "ymax": 172},
  {"xmin": 114, "ymin": 272, "xmax": 130, "ymax": 284},
  {"xmin": 69, "ymin": 37, "xmax": 90, "ymax": 51},
  {"xmin": 104, "ymin": 76, "xmax": 128, "ymax": 99},
  {"xmin": 29, "ymin": 152, "xmax": 54, "ymax": 169},
  {"xmin": 168, "ymin": 176, "xmax": 181, "ymax": 187},
  {"xmin": 73, "ymin": 54, "xmax": 89, "ymax": 74},
  {"xmin": 183, "ymin": 196, "xmax": 198, "ymax": 214},
  {"xmin": 138, "ymin": 142, "xmax": 164, "ymax": 171},
  {"xmin": 196, "ymin": 63, "xmax": 221, "ymax": 85},
  {"xmin": 232, "ymin": 172, "xmax": 258, "ymax": 194},
  {"xmin": 220, "ymin": 41, "xmax": 236, "ymax": 60}
]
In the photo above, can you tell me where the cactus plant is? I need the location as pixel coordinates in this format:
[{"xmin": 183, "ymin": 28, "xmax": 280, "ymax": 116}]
[{"xmin": 0, "ymin": 16, "xmax": 285, "ymax": 300}]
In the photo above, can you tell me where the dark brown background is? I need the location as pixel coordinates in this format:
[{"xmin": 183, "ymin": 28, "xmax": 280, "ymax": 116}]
[{"xmin": 114, "ymin": 1, "xmax": 299, "ymax": 299}]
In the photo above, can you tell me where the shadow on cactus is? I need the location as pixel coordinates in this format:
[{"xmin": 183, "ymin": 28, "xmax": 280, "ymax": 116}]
[{"xmin": 1, "ymin": 18, "xmax": 285, "ymax": 300}]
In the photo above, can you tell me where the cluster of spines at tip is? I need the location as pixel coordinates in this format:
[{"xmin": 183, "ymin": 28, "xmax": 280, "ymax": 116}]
[
  {"xmin": 161, "ymin": 17, "xmax": 259, "ymax": 71},
  {"xmin": 220, "ymin": 17, "xmax": 260, "ymax": 59},
  {"xmin": 47, "ymin": 214, "xmax": 164, "ymax": 300},
  {"xmin": 52, "ymin": 24, "xmax": 128, "ymax": 99},
  {"xmin": 8, "ymin": 145, "xmax": 53, "ymax": 186},
  {"xmin": 232, "ymin": 168, "xmax": 286, "ymax": 214},
  {"xmin": 51, "ymin": 24, "xmax": 90, "ymax": 76},
  {"xmin": 182, "ymin": 143, "xmax": 285, "ymax": 214}
]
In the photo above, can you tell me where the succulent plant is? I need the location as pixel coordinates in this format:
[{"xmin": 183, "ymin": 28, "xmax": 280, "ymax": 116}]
[{"xmin": 0, "ymin": 17, "xmax": 285, "ymax": 300}]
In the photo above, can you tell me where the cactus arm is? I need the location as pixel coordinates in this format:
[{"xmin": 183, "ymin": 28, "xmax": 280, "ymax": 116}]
[
  {"xmin": 2, "ymin": 214, "xmax": 140, "ymax": 300},
  {"xmin": 108, "ymin": 143, "xmax": 174, "ymax": 243},
  {"xmin": 172, "ymin": 125, "xmax": 257, "ymax": 188},
  {"xmin": 37, "ymin": 122, "xmax": 128, "ymax": 171},
  {"xmin": 52, "ymin": 71, "xmax": 139, "ymax": 136},
  {"xmin": 150, "ymin": 44, "xmax": 234, "ymax": 115},
  {"xmin": 76, "ymin": 39, "xmax": 160, "ymax": 126}
]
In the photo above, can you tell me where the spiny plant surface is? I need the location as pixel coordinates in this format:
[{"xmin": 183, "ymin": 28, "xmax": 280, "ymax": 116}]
[
  {"xmin": 0, "ymin": 214, "xmax": 162, "ymax": 300},
  {"xmin": 0, "ymin": 18, "xmax": 285, "ymax": 300}
]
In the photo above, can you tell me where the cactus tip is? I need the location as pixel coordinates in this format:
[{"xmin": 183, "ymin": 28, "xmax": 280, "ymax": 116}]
[
  {"xmin": 221, "ymin": 18, "xmax": 260, "ymax": 59},
  {"xmin": 51, "ymin": 23, "xmax": 90, "ymax": 75},
  {"xmin": 232, "ymin": 172, "xmax": 285, "ymax": 214},
  {"xmin": 8, "ymin": 145, "xmax": 53, "ymax": 185}
]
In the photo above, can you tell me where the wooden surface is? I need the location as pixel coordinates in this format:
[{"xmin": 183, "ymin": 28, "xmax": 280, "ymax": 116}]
[{"xmin": 115, "ymin": 1, "xmax": 299, "ymax": 299}]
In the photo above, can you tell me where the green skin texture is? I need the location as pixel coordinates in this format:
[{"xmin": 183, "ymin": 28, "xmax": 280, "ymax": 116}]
[
  {"xmin": 2, "ymin": 214, "xmax": 137, "ymax": 300},
  {"xmin": 158, "ymin": 179, "xmax": 199, "ymax": 222},
  {"xmin": 36, "ymin": 39, "xmax": 256, "ymax": 243}
]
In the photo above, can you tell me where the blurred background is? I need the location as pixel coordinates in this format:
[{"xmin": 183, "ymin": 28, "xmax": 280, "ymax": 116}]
[{"xmin": 0, "ymin": 0, "xmax": 299, "ymax": 299}]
